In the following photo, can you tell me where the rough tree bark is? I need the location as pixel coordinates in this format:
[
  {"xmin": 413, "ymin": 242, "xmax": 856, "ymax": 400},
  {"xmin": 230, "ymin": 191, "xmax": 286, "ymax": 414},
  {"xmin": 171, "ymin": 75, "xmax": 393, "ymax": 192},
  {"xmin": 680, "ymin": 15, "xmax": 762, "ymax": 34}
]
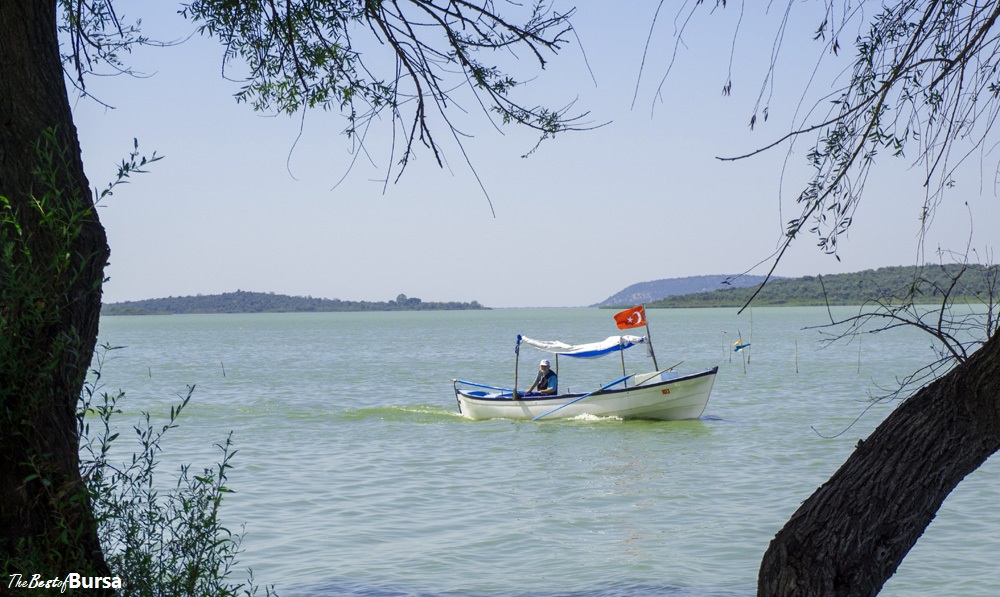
[
  {"xmin": 758, "ymin": 331, "xmax": 1000, "ymax": 595},
  {"xmin": 0, "ymin": 2, "xmax": 110, "ymax": 575}
]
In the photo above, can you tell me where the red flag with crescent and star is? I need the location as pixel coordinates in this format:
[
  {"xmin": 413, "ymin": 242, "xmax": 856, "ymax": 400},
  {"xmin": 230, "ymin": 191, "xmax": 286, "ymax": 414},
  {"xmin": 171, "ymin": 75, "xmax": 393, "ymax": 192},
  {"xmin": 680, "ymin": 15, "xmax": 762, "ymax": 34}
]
[{"xmin": 613, "ymin": 305, "xmax": 646, "ymax": 330}]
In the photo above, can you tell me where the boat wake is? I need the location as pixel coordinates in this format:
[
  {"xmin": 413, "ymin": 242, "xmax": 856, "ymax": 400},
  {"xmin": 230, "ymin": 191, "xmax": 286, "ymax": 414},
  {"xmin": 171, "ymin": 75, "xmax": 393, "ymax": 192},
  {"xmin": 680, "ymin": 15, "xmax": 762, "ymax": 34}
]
[
  {"xmin": 337, "ymin": 404, "xmax": 463, "ymax": 423},
  {"xmin": 565, "ymin": 413, "xmax": 624, "ymax": 422}
]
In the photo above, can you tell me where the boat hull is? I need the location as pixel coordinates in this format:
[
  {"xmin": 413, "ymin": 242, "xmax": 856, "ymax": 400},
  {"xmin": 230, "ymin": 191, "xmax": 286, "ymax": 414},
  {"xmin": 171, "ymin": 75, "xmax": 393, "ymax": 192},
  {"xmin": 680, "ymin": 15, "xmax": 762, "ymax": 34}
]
[{"xmin": 455, "ymin": 367, "xmax": 718, "ymax": 421}]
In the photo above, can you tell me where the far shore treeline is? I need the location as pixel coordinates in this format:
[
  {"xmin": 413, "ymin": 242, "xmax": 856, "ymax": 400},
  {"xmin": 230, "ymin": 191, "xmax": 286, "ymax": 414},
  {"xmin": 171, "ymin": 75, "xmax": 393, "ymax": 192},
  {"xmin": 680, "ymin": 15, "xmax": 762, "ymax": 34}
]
[
  {"xmin": 101, "ymin": 291, "xmax": 487, "ymax": 315},
  {"xmin": 102, "ymin": 264, "xmax": 999, "ymax": 315},
  {"xmin": 640, "ymin": 264, "xmax": 998, "ymax": 309}
]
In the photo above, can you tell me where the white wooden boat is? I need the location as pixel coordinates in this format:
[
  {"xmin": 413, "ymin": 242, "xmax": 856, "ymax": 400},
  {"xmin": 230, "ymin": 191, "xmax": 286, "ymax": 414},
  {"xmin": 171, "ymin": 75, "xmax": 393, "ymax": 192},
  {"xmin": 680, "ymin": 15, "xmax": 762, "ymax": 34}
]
[
  {"xmin": 452, "ymin": 313, "xmax": 718, "ymax": 421},
  {"xmin": 453, "ymin": 366, "xmax": 718, "ymax": 421}
]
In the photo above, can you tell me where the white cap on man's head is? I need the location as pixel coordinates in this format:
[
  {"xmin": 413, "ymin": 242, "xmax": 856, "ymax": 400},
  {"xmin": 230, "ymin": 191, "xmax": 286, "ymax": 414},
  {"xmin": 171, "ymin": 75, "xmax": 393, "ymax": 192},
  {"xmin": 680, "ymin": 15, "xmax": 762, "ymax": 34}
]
[{"xmin": 540, "ymin": 359, "xmax": 550, "ymax": 367}]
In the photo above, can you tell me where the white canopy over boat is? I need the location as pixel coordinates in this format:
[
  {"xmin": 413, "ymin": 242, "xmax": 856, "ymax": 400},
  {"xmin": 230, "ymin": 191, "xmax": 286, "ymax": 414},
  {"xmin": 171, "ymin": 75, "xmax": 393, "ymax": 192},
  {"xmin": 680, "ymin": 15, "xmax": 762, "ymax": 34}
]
[{"xmin": 518, "ymin": 335, "xmax": 647, "ymax": 359}]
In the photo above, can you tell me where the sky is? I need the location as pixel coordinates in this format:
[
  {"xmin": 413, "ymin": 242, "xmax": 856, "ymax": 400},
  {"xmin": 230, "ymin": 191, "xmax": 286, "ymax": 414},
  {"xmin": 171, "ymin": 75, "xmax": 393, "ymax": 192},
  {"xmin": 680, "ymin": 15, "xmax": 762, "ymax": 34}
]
[{"xmin": 71, "ymin": 2, "xmax": 1000, "ymax": 308}]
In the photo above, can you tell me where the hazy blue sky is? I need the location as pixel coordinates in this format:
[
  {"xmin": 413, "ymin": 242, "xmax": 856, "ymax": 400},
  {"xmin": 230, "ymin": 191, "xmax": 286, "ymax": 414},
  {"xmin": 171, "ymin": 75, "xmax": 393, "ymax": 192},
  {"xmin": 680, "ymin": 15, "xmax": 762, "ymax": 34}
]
[{"xmin": 73, "ymin": 3, "xmax": 1000, "ymax": 308}]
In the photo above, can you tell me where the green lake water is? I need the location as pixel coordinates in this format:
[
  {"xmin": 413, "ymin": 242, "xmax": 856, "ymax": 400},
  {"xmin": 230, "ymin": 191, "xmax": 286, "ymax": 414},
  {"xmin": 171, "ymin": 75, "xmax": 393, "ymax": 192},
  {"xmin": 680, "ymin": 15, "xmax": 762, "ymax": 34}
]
[{"xmin": 94, "ymin": 307, "xmax": 1000, "ymax": 596}]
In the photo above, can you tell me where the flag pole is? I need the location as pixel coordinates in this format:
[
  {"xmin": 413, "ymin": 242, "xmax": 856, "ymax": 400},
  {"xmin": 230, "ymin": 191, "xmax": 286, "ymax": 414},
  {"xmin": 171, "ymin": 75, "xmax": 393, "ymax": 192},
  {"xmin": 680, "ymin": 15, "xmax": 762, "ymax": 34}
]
[{"xmin": 643, "ymin": 304, "xmax": 660, "ymax": 370}]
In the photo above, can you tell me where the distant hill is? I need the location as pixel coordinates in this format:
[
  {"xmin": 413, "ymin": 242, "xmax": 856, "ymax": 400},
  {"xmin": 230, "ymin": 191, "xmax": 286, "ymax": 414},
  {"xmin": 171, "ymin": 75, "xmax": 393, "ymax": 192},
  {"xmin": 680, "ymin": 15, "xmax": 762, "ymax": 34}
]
[
  {"xmin": 592, "ymin": 275, "xmax": 773, "ymax": 307},
  {"xmin": 101, "ymin": 291, "xmax": 488, "ymax": 315},
  {"xmin": 645, "ymin": 264, "xmax": 998, "ymax": 308}
]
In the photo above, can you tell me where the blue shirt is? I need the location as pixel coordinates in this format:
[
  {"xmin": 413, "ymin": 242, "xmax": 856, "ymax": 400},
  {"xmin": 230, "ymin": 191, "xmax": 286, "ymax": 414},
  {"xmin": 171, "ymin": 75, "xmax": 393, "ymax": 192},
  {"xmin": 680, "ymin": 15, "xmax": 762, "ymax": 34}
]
[{"xmin": 534, "ymin": 369, "xmax": 557, "ymax": 393}]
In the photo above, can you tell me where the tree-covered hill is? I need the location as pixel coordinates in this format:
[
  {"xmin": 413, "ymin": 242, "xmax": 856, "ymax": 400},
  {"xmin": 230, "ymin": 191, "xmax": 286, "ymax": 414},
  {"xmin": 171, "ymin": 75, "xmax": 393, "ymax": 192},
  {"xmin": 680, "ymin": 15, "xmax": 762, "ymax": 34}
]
[
  {"xmin": 644, "ymin": 264, "xmax": 998, "ymax": 308},
  {"xmin": 591, "ymin": 274, "xmax": 773, "ymax": 307},
  {"xmin": 101, "ymin": 291, "xmax": 487, "ymax": 315}
]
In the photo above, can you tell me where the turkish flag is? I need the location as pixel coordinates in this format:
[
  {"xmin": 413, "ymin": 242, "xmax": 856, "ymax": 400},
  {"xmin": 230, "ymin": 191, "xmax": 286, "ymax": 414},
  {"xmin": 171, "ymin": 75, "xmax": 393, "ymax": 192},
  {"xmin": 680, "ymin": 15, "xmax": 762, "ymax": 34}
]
[{"xmin": 613, "ymin": 305, "xmax": 646, "ymax": 330}]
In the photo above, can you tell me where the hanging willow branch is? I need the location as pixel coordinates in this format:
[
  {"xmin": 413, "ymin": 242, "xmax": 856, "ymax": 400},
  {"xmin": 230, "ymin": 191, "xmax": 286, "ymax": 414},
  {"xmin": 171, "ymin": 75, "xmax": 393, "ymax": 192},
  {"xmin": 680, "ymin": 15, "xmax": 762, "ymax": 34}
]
[
  {"xmin": 59, "ymin": 1, "xmax": 593, "ymax": 206},
  {"xmin": 179, "ymin": 0, "xmax": 591, "ymax": 181},
  {"xmin": 57, "ymin": 0, "xmax": 169, "ymax": 103},
  {"xmin": 658, "ymin": 1, "xmax": 1000, "ymax": 311}
]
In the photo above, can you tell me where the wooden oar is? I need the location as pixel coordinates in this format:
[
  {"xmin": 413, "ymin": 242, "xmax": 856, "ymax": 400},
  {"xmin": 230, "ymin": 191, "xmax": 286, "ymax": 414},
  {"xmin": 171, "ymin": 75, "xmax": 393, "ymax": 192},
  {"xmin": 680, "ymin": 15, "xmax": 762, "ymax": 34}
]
[{"xmin": 531, "ymin": 374, "xmax": 633, "ymax": 421}]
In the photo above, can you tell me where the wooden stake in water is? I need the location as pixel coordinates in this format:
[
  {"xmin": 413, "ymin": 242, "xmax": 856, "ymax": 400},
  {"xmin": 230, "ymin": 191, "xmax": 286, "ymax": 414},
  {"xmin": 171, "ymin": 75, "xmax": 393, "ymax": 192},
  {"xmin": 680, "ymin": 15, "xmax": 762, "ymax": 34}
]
[
  {"xmin": 795, "ymin": 339, "xmax": 799, "ymax": 374},
  {"xmin": 737, "ymin": 328, "xmax": 746, "ymax": 374}
]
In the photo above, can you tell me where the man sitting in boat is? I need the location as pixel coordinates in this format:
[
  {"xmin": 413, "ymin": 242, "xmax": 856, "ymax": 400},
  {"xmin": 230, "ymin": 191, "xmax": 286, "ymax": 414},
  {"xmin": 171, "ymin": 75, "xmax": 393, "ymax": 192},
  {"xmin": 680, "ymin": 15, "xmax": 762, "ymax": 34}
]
[{"xmin": 524, "ymin": 359, "xmax": 558, "ymax": 396}]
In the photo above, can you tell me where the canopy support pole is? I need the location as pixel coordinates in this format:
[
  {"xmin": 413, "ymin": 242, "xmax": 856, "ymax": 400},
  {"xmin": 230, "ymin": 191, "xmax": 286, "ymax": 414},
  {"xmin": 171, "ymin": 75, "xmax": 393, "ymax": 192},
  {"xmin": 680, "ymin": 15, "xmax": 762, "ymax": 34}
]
[
  {"xmin": 514, "ymin": 335, "xmax": 521, "ymax": 400},
  {"xmin": 620, "ymin": 338, "xmax": 628, "ymax": 386}
]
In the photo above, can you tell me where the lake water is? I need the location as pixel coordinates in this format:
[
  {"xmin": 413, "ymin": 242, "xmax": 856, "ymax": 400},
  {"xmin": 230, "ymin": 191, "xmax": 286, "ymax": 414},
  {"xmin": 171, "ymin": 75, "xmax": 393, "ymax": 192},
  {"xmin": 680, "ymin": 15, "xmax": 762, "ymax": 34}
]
[{"xmin": 94, "ymin": 307, "xmax": 999, "ymax": 596}]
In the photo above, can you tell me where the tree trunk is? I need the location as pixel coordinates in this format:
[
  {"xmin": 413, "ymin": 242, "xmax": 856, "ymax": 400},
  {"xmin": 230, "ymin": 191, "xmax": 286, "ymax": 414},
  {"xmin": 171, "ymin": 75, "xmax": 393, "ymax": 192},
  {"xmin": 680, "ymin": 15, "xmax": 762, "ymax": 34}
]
[
  {"xmin": 758, "ymin": 330, "xmax": 1000, "ymax": 595},
  {"xmin": 0, "ymin": 1, "xmax": 110, "ymax": 576}
]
